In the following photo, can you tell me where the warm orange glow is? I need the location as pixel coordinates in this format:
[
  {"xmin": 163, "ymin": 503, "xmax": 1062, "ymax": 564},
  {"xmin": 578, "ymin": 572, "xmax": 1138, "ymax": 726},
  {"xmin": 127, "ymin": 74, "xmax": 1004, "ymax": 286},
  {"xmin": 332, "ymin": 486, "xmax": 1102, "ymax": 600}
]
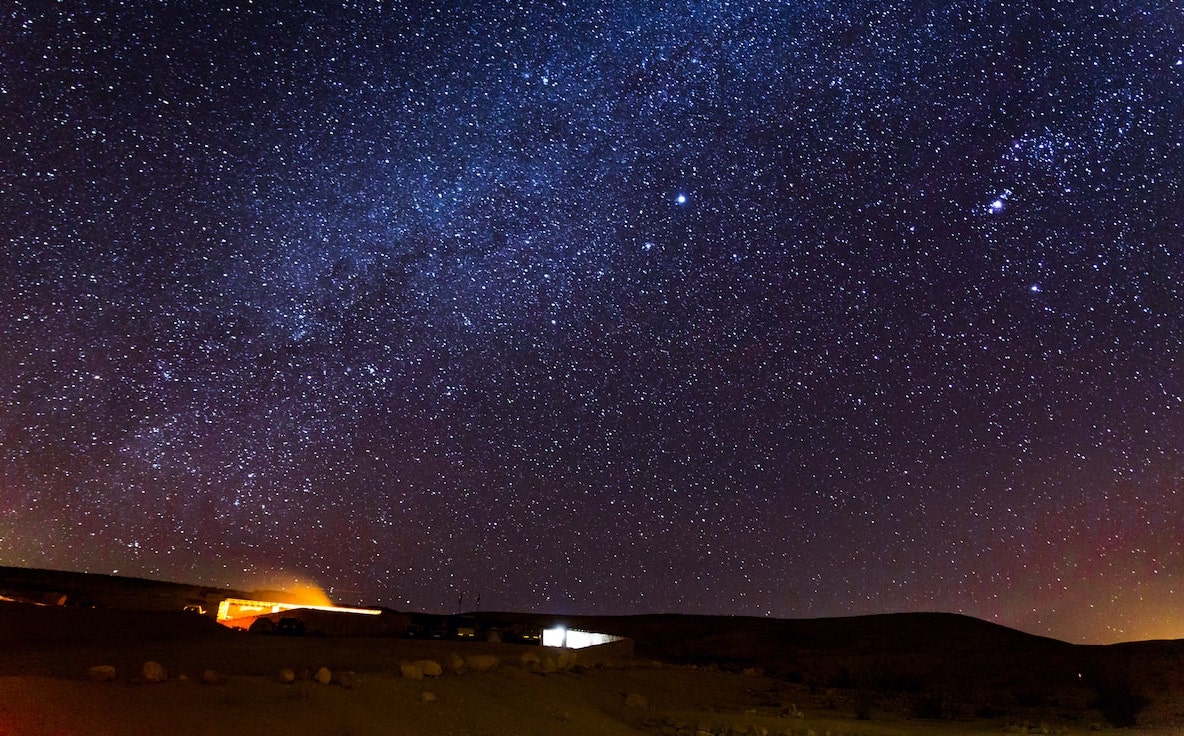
[
  {"xmin": 213, "ymin": 572, "xmax": 381, "ymax": 629},
  {"xmin": 216, "ymin": 597, "xmax": 382, "ymax": 625},
  {"xmin": 227, "ymin": 571, "xmax": 336, "ymax": 607},
  {"xmin": 283, "ymin": 581, "xmax": 334, "ymax": 608}
]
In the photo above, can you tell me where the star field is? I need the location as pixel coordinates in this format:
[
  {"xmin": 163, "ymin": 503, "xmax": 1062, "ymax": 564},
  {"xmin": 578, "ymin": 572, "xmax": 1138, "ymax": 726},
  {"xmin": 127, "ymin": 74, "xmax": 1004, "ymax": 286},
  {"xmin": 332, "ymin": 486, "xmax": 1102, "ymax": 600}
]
[{"xmin": 2, "ymin": 1, "xmax": 1183, "ymax": 644}]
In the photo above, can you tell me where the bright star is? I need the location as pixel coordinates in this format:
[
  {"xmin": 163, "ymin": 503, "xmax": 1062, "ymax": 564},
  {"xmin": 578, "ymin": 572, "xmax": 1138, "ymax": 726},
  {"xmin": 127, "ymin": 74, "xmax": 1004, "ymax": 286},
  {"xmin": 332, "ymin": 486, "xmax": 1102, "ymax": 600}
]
[{"xmin": 987, "ymin": 188, "xmax": 1012, "ymax": 214}]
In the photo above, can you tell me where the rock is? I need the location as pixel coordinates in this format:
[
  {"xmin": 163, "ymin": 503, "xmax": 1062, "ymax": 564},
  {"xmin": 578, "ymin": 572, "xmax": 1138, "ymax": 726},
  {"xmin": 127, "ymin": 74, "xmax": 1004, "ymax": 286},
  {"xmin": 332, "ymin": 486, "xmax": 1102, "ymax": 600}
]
[
  {"xmin": 314, "ymin": 666, "xmax": 332, "ymax": 685},
  {"xmin": 625, "ymin": 692, "xmax": 649, "ymax": 708},
  {"xmin": 141, "ymin": 661, "xmax": 167, "ymax": 683},
  {"xmin": 200, "ymin": 669, "xmax": 227, "ymax": 685},
  {"xmin": 521, "ymin": 652, "xmax": 542, "ymax": 670},
  {"xmin": 400, "ymin": 662, "xmax": 425, "ymax": 680},
  {"xmin": 464, "ymin": 654, "xmax": 499, "ymax": 672},
  {"xmin": 557, "ymin": 652, "xmax": 578, "ymax": 671},
  {"xmin": 421, "ymin": 691, "xmax": 437, "ymax": 703},
  {"xmin": 742, "ymin": 667, "xmax": 764, "ymax": 678},
  {"xmin": 335, "ymin": 670, "xmax": 357, "ymax": 689},
  {"xmin": 541, "ymin": 657, "xmax": 558, "ymax": 674},
  {"xmin": 415, "ymin": 659, "xmax": 443, "ymax": 677},
  {"xmin": 278, "ymin": 668, "xmax": 296, "ymax": 683},
  {"xmin": 88, "ymin": 665, "xmax": 117, "ymax": 682},
  {"xmin": 448, "ymin": 653, "xmax": 466, "ymax": 673}
]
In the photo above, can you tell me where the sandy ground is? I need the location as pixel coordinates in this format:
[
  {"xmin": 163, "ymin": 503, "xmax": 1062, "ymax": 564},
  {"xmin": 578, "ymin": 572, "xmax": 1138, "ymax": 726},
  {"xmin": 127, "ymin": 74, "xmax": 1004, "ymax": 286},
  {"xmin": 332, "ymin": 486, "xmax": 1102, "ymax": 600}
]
[{"xmin": 1, "ymin": 650, "xmax": 1171, "ymax": 736}]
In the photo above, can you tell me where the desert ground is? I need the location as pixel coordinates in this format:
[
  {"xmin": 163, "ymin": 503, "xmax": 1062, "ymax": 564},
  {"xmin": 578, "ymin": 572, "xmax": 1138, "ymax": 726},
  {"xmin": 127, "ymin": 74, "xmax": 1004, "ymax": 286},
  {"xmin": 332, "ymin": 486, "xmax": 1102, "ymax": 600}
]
[{"xmin": 2, "ymin": 569, "xmax": 1183, "ymax": 735}]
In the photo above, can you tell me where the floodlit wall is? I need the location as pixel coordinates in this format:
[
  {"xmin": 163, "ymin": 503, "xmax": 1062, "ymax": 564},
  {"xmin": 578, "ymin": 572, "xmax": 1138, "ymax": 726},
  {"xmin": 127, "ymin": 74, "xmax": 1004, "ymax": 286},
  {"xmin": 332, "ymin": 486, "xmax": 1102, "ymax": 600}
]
[
  {"xmin": 542, "ymin": 626, "xmax": 624, "ymax": 649},
  {"xmin": 216, "ymin": 597, "xmax": 381, "ymax": 623}
]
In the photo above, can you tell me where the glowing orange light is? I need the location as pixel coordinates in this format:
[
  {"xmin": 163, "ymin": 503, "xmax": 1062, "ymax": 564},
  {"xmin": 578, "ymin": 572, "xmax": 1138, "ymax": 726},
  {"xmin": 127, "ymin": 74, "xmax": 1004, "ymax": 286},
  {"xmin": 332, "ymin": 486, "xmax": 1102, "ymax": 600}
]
[
  {"xmin": 216, "ymin": 597, "xmax": 382, "ymax": 626},
  {"xmin": 214, "ymin": 573, "xmax": 379, "ymax": 627}
]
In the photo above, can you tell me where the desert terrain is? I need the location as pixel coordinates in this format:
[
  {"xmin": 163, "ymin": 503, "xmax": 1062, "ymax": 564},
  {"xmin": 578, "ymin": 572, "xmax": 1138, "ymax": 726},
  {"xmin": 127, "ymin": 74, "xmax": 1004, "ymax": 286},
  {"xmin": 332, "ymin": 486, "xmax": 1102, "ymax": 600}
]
[{"xmin": 1, "ymin": 568, "xmax": 1182, "ymax": 735}]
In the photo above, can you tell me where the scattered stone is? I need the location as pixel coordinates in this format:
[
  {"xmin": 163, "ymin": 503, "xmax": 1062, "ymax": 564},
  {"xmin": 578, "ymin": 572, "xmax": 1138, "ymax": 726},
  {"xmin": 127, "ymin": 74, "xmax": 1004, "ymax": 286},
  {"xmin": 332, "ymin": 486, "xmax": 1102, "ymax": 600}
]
[
  {"xmin": 414, "ymin": 659, "xmax": 443, "ymax": 677},
  {"xmin": 400, "ymin": 662, "xmax": 425, "ymax": 680},
  {"xmin": 663, "ymin": 716, "xmax": 689, "ymax": 730},
  {"xmin": 314, "ymin": 666, "xmax": 332, "ymax": 685},
  {"xmin": 200, "ymin": 669, "xmax": 227, "ymax": 685},
  {"xmin": 141, "ymin": 661, "xmax": 167, "ymax": 683},
  {"xmin": 625, "ymin": 692, "xmax": 649, "ymax": 708},
  {"xmin": 278, "ymin": 668, "xmax": 296, "ymax": 683},
  {"xmin": 421, "ymin": 691, "xmax": 437, "ymax": 703},
  {"xmin": 88, "ymin": 665, "xmax": 117, "ymax": 682},
  {"xmin": 464, "ymin": 654, "xmax": 499, "ymax": 672}
]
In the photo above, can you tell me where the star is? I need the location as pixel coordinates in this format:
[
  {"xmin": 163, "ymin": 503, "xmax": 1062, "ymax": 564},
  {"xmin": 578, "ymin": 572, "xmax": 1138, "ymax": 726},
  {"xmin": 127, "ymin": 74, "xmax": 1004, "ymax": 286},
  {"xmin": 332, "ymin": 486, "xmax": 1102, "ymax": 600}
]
[{"xmin": 2, "ymin": 0, "xmax": 1180, "ymax": 645}]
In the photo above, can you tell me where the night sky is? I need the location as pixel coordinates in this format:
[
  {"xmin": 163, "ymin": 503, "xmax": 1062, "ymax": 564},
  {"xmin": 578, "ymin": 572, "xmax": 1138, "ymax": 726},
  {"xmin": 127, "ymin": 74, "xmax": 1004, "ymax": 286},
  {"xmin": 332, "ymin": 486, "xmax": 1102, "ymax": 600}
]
[{"xmin": 3, "ymin": 1, "xmax": 1183, "ymax": 644}]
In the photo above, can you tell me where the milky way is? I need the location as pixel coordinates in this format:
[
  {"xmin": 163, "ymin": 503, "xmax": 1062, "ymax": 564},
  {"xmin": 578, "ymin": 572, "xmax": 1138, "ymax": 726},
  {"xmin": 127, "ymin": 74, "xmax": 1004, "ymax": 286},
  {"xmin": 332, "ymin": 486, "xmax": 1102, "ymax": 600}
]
[{"xmin": 3, "ymin": 1, "xmax": 1183, "ymax": 643}]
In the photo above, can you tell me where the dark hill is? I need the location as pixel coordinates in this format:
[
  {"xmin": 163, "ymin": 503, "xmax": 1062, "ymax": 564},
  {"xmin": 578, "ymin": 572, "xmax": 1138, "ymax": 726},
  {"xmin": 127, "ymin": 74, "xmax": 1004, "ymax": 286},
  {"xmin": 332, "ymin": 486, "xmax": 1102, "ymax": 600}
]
[
  {"xmin": 476, "ymin": 610, "xmax": 1085, "ymax": 694},
  {"xmin": 0, "ymin": 565, "xmax": 235, "ymax": 613}
]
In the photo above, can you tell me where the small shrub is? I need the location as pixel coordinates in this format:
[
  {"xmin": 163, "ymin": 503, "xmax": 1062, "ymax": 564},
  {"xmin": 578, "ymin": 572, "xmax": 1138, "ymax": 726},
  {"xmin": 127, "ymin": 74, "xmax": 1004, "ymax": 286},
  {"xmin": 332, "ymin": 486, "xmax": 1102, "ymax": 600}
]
[
  {"xmin": 1088, "ymin": 659, "xmax": 1148, "ymax": 728},
  {"xmin": 1093, "ymin": 680, "xmax": 1147, "ymax": 728},
  {"xmin": 853, "ymin": 688, "xmax": 875, "ymax": 720},
  {"xmin": 911, "ymin": 692, "xmax": 946, "ymax": 720}
]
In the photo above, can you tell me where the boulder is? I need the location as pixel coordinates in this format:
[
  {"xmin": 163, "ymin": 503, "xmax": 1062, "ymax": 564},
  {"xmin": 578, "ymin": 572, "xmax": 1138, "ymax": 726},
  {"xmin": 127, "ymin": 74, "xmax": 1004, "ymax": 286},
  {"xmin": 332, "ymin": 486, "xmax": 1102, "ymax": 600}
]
[
  {"xmin": 200, "ymin": 669, "xmax": 227, "ymax": 685},
  {"xmin": 88, "ymin": 665, "xmax": 117, "ymax": 682},
  {"xmin": 314, "ymin": 666, "xmax": 332, "ymax": 685},
  {"xmin": 400, "ymin": 662, "xmax": 424, "ymax": 680},
  {"xmin": 421, "ymin": 691, "xmax": 437, "ymax": 703},
  {"xmin": 447, "ymin": 653, "xmax": 466, "ymax": 673},
  {"xmin": 521, "ymin": 652, "xmax": 542, "ymax": 670},
  {"xmin": 335, "ymin": 670, "xmax": 357, "ymax": 688},
  {"xmin": 141, "ymin": 661, "xmax": 167, "ymax": 683},
  {"xmin": 414, "ymin": 659, "xmax": 442, "ymax": 677},
  {"xmin": 464, "ymin": 654, "xmax": 499, "ymax": 672},
  {"xmin": 278, "ymin": 668, "xmax": 296, "ymax": 683}
]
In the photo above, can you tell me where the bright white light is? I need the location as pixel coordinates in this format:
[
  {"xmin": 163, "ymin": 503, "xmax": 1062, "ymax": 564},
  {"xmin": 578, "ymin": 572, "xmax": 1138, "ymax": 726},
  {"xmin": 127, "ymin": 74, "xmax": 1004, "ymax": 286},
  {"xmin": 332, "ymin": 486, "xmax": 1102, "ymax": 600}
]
[
  {"xmin": 675, "ymin": 193, "xmax": 687, "ymax": 205},
  {"xmin": 542, "ymin": 626, "xmax": 624, "ymax": 649}
]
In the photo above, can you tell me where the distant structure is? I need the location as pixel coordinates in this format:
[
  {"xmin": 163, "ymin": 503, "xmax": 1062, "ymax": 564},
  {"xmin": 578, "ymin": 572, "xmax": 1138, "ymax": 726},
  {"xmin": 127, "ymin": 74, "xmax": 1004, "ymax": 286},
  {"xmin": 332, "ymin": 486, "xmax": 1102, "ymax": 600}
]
[
  {"xmin": 215, "ymin": 596, "xmax": 382, "ymax": 627},
  {"xmin": 541, "ymin": 626, "xmax": 625, "ymax": 649}
]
